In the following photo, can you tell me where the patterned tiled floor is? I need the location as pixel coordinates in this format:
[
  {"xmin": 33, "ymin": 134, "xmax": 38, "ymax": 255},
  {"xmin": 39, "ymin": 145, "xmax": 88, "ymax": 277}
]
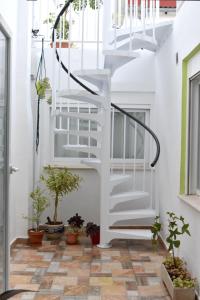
[{"xmin": 10, "ymin": 236, "xmax": 170, "ymax": 300}]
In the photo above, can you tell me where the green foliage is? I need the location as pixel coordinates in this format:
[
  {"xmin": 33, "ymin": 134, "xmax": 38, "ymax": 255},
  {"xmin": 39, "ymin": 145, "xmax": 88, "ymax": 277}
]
[
  {"xmin": 73, "ymin": 0, "xmax": 103, "ymax": 11},
  {"xmin": 173, "ymin": 277, "xmax": 196, "ymax": 288},
  {"xmin": 43, "ymin": 12, "xmax": 69, "ymax": 39},
  {"xmin": 166, "ymin": 212, "xmax": 190, "ymax": 267},
  {"xmin": 41, "ymin": 166, "xmax": 81, "ymax": 223},
  {"xmin": 151, "ymin": 215, "xmax": 162, "ymax": 250},
  {"xmin": 36, "ymin": 77, "xmax": 51, "ymax": 98},
  {"xmin": 25, "ymin": 187, "xmax": 48, "ymax": 231}
]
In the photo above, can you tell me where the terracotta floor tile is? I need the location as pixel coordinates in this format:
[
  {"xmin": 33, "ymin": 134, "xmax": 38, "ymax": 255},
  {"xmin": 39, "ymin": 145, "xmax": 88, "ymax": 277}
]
[
  {"xmin": 138, "ymin": 283, "xmax": 168, "ymax": 297},
  {"xmin": 64, "ymin": 284, "xmax": 89, "ymax": 296},
  {"xmin": 112, "ymin": 269, "xmax": 134, "ymax": 278},
  {"xmin": 10, "ymin": 239, "xmax": 169, "ymax": 299},
  {"xmin": 90, "ymin": 277, "xmax": 113, "ymax": 286}
]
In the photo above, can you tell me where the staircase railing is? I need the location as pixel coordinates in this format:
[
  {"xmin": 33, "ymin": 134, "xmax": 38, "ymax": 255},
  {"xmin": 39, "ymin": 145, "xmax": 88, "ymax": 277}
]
[{"xmin": 51, "ymin": 0, "xmax": 160, "ymax": 168}]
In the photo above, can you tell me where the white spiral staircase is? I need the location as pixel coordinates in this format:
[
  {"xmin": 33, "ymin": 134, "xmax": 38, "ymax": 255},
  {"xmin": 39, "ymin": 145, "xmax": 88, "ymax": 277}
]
[{"xmin": 39, "ymin": 0, "xmax": 173, "ymax": 248}]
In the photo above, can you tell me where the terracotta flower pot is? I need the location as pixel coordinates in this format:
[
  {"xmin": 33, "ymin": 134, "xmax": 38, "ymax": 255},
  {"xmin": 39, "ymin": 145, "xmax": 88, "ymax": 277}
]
[
  {"xmin": 90, "ymin": 231, "xmax": 100, "ymax": 245},
  {"xmin": 45, "ymin": 222, "xmax": 64, "ymax": 240},
  {"xmin": 66, "ymin": 233, "xmax": 79, "ymax": 245},
  {"xmin": 50, "ymin": 41, "xmax": 72, "ymax": 48},
  {"xmin": 28, "ymin": 229, "xmax": 44, "ymax": 245},
  {"xmin": 161, "ymin": 264, "xmax": 195, "ymax": 300}
]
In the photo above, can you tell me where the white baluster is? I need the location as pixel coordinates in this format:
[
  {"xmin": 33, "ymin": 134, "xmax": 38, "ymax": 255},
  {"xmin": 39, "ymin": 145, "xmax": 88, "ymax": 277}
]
[
  {"xmin": 111, "ymin": 107, "xmax": 115, "ymax": 175},
  {"xmin": 123, "ymin": 115, "xmax": 127, "ymax": 174},
  {"xmin": 129, "ymin": 0, "xmax": 133, "ymax": 51},
  {"xmin": 52, "ymin": 29, "xmax": 57, "ymax": 115},
  {"xmin": 150, "ymin": 166, "xmax": 153, "ymax": 209},
  {"xmin": 68, "ymin": 4, "xmax": 72, "ymax": 89},
  {"xmin": 125, "ymin": 0, "xmax": 128, "ymax": 28},
  {"xmin": 67, "ymin": 104, "xmax": 69, "ymax": 146},
  {"xmin": 81, "ymin": 0, "xmax": 85, "ymax": 70},
  {"xmin": 89, "ymin": 106, "xmax": 91, "ymax": 158},
  {"xmin": 150, "ymin": 0, "xmax": 153, "ymax": 24},
  {"xmin": 153, "ymin": 0, "xmax": 156, "ymax": 41},
  {"xmin": 145, "ymin": 0, "xmax": 148, "ymax": 23},
  {"xmin": 135, "ymin": 0, "xmax": 138, "ymax": 29},
  {"xmin": 78, "ymin": 105, "xmax": 80, "ymax": 146},
  {"xmin": 96, "ymin": 0, "xmax": 100, "ymax": 69},
  {"xmin": 59, "ymin": 106, "xmax": 62, "ymax": 130},
  {"xmin": 58, "ymin": 15, "xmax": 62, "ymax": 90},
  {"xmin": 133, "ymin": 122, "xmax": 137, "ymax": 189},
  {"xmin": 141, "ymin": 0, "xmax": 145, "ymax": 36},
  {"xmin": 114, "ymin": 0, "xmax": 118, "ymax": 49},
  {"xmin": 156, "ymin": 0, "xmax": 160, "ymax": 20},
  {"xmin": 143, "ymin": 130, "xmax": 146, "ymax": 191}
]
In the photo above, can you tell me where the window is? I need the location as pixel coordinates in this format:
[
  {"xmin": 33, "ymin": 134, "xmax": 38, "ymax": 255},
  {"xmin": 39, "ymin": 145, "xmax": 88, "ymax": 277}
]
[
  {"xmin": 53, "ymin": 104, "xmax": 150, "ymax": 164},
  {"xmin": 188, "ymin": 73, "xmax": 200, "ymax": 195},
  {"xmin": 111, "ymin": 109, "xmax": 149, "ymax": 162}
]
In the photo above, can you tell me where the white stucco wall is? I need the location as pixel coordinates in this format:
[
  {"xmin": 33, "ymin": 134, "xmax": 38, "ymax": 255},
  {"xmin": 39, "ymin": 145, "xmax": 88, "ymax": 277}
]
[
  {"xmin": 0, "ymin": 1, "xmax": 33, "ymax": 242},
  {"xmin": 155, "ymin": 1, "xmax": 200, "ymax": 288}
]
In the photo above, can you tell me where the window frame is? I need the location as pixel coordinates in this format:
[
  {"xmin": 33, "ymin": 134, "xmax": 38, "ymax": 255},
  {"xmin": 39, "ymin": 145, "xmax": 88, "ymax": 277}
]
[
  {"xmin": 187, "ymin": 72, "xmax": 200, "ymax": 196},
  {"xmin": 51, "ymin": 103, "xmax": 151, "ymax": 168}
]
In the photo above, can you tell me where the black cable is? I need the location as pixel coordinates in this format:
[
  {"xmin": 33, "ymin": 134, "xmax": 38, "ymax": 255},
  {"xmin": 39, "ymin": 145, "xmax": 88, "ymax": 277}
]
[
  {"xmin": 51, "ymin": 0, "xmax": 160, "ymax": 167},
  {"xmin": 35, "ymin": 38, "xmax": 46, "ymax": 153}
]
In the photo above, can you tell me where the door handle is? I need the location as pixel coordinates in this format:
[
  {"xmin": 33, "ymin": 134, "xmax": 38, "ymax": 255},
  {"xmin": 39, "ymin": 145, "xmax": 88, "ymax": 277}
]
[{"xmin": 9, "ymin": 166, "xmax": 19, "ymax": 174}]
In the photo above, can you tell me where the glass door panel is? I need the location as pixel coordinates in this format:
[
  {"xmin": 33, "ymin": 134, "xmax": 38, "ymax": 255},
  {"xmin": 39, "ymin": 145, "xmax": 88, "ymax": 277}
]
[{"xmin": 0, "ymin": 29, "xmax": 9, "ymax": 292}]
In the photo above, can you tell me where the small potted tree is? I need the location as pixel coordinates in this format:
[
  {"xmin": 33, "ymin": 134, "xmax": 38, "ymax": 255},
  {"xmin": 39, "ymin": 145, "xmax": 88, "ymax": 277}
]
[
  {"xmin": 41, "ymin": 165, "xmax": 81, "ymax": 240},
  {"xmin": 25, "ymin": 187, "xmax": 48, "ymax": 245},
  {"xmin": 86, "ymin": 222, "xmax": 100, "ymax": 245},
  {"xmin": 66, "ymin": 213, "xmax": 84, "ymax": 244},
  {"xmin": 152, "ymin": 212, "xmax": 196, "ymax": 300}
]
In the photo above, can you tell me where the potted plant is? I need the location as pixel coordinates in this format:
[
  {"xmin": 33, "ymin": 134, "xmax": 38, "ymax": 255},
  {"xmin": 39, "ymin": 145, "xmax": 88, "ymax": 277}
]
[
  {"xmin": 43, "ymin": 12, "xmax": 70, "ymax": 48},
  {"xmin": 36, "ymin": 77, "xmax": 51, "ymax": 99},
  {"xmin": 86, "ymin": 222, "xmax": 100, "ymax": 245},
  {"xmin": 25, "ymin": 187, "xmax": 48, "ymax": 245},
  {"xmin": 151, "ymin": 215, "xmax": 162, "ymax": 251},
  {"xmin": 65, "ymin": 213, "xmax": 84, "ymax": 244},
  {"xmin": 152, "ymin": 212, "xmax": 196, "ymax": 300},
  {"xmin": 41, "ymin": 165, "xmax": 81, "ymax": 240}
]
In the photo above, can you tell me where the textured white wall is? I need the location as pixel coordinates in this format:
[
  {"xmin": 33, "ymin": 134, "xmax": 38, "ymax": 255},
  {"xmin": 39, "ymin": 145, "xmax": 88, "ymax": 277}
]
[{"xmin": 155, "ymin": 1, "xmax": 200, "ymax": 286}]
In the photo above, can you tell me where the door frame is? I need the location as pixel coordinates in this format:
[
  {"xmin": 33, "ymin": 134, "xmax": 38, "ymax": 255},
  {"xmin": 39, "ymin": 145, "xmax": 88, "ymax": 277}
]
[{"xmin": 0, "ymin": 14, "xmax": 12, "ymax": 291}]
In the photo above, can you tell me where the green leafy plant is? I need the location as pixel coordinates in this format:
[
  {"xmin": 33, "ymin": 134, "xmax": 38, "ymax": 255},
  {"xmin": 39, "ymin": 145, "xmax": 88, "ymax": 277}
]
[
  {"xmin": 173, "ymin": 277, "xmax": 196, "ymax": 288},
  {"xmin": 73, "ymin": 0, "xmax": 103, "ymax": 11},
  {"xmin": 41, "ymin": 166, "xmax": 81, "ymax": 224},
  {"xmin": 24, "ymin": 187, "xmax": 48, "ymax": 231},
  {"xmin": 162, "ymin": 212, "xmax": 195, "ymax": 289},
  {"xmin": 43, "ymin": 12, "xmax": 69, "ymax": 40},
  {"xmin": 151, "ymin": 215, "xmax": 162, "ymax": 250},
  {"xmin": 166, "ymin": 212, "xmax": 190, "ymax": 268},
  {"xmin": 36, "ymin": 77, "xmax": 51, "ymax": 99}
]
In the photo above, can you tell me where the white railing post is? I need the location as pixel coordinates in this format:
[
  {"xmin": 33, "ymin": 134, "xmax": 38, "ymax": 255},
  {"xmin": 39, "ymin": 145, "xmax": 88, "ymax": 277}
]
[
  {"xmin": 81, "ymin": 0, "xmax": 85, "ymax": 70},
  {"xmin": 52, "ymin": 29, "xmax": 57, "ymax": 115},
  {"xmin": 96, "ymin": 0, "xmax": 100, "ymax": 68},
  {"xmin": 102, "ymin": 0, "xmax": 113, "ymax": 49},
  {"xmin": 98, "ymin": 77, "xmax": 111, "ymax": 248}
]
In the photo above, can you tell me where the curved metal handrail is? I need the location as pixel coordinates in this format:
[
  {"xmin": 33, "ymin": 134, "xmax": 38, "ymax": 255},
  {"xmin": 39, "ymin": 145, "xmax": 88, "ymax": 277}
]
[{"xmin": 51, "ymin": 0, "xmax": 160, "ymax": 167}]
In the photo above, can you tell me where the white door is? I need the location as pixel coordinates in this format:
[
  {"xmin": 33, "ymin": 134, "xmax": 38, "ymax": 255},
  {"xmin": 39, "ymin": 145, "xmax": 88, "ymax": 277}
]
[{"xmin": 0, "ymin": 24, "xmax": 10, "ymax": 291}]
